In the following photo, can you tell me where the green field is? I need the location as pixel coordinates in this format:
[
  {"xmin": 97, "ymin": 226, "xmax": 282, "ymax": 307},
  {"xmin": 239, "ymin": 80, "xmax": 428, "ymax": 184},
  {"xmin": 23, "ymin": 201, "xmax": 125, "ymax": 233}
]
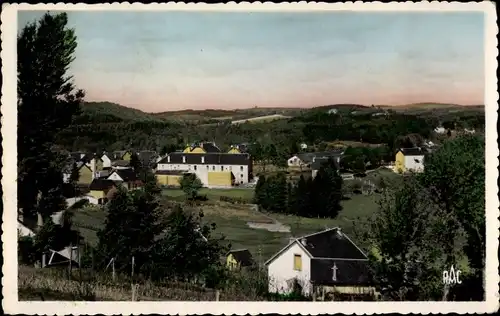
[
  {"xmin": 161, "ymin": 187, "xmax": 255, "ymax": 201},
  {"xmin": 73, "ymin": 190, "xmax": 381, "ymax": 263}
]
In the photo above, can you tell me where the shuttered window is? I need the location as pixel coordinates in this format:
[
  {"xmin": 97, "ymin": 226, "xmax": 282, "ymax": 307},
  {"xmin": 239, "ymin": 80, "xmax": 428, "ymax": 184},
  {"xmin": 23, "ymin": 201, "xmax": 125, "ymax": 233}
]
[{"xmin": 293, "ymin": 254, "xmax": 302, "ymax": 271}]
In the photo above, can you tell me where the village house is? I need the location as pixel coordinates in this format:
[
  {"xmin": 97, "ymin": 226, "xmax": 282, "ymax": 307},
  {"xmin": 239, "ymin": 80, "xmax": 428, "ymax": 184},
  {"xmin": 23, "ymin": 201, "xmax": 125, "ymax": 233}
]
[
  {"xmin": 266, "ymin": 228, "xmax": 374, "ymax": 298},
  {"xmin": 107, "ymin": 169, "xmax": 143, "ymax": 190},
  {"xmin": 265, "ymin": 228, "xmax": 374, "ymax": 299},
  {"xmin": 395, "ymin": 147, "xmax": 426, "ymax": 174},
  {"xmin": 156, "ymin": 147, "xmax": 253, "ymax": 188},
  {"xmin": 88, "ymin": 178, "xmax": 117, "ymax": 205},
  {"xmin": 434, "ymin": 126, "xmax": 447, "ymax": 134},
  {"xmin": 226, "ymin": 249, "xmax": 255, "ymax": 271},
  {"xmin": 287, "ymin": 150, "xmax": 344, "ymax": 168},
  {"xmin": 111, "ymin": 150, "xmax": 133, "ymax": 161},
  {"xmin": 228, "ymin": 143, "xmax": 249, "ymax": 154},
  {"xmin": 183, "ymin": 142, "xmax": 221, "ymax": 154}
]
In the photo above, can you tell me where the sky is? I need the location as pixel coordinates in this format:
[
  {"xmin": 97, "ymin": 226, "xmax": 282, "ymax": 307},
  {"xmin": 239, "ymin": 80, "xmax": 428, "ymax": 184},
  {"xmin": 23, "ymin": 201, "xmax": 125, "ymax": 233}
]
[{"xmin": 18, "ymin": 10, "xmax": 485, "ymax": 112}]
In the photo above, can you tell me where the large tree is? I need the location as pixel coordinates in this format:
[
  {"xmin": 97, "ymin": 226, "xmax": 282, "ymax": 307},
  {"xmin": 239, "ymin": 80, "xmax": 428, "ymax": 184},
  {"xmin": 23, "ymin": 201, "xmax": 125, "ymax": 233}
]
[
  {"xmin": 179, "ymin": 173, "xmax": 203, "ymax": 200},
  {"xmin": 311, "ymin": 158, "xmax": 343, "ymax": 218},
  {"xmin": 363, "ymin": 178, "xmax": 443, "ymax": 301},
  {"xmin": 417, "ymin": 135, "xmax": 485, "ymax": 300},
  {"xmin": 17, "ymin": 12, "xmax": 84, "ymax": 223}
]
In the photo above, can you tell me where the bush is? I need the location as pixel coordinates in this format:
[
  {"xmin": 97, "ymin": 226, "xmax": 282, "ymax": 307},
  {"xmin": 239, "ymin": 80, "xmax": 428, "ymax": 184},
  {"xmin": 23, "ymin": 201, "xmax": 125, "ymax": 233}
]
[{"xmin": 219, "ymin": 196, "xmax": 252, "ymax": 204}]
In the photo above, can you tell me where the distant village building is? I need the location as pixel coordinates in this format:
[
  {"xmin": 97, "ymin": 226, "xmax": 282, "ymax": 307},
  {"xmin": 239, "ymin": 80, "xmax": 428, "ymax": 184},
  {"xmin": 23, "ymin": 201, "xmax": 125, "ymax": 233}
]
[
  {"xmin": 266, "ymin": 228, "xmax": 374, "ymax": 298},
  {"xmin": 434, "ymin": 127, "xmax": 446, "ymax": 134},
  {"xmin": 327, "ymin": 109, "xmax": 338, "ymax": 115},
  {"xmin": 156, "ymin": 142, "xmax": 253, "ymax": 188},
  {"xmin": 287, "ymin": 150, "xmax": 344, "ymax": 168},
  {"xmin": 300, "ymin": 143, "xmax": 308, "ymax": 150},
  {"xmin": 395, "ymin": 147, "xmax": 426, "ymax": 174}
]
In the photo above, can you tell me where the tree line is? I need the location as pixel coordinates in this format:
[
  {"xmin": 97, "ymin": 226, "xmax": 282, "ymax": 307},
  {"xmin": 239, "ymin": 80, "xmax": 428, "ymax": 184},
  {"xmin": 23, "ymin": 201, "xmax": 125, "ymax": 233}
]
[{"xmin": 254, "ymin": 158, "xmax": 343, "ymax": 218}]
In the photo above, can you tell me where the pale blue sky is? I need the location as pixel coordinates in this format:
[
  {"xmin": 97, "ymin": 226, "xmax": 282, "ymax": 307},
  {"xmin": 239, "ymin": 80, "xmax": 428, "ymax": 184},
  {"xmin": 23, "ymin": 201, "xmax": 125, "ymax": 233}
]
[{"xmin": 18, "ymin": 10, "xmax": 485, "ymax": 112}]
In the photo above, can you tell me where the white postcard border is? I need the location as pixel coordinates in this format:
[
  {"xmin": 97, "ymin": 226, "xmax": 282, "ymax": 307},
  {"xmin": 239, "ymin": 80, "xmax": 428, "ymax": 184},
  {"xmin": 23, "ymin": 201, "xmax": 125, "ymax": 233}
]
[{"xmin": 2, "ymin": 2, "xmax": 499, "ymax": 315}]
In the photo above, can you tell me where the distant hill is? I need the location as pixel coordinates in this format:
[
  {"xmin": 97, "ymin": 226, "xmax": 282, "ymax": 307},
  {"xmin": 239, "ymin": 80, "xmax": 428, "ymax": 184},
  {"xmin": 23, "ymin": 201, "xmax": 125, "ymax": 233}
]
[
  {"xmin": 379, "ymin": 102, "xmax": 482, "ymax": 110},
  {"xmin": 82, "ymin": 101, "xmax": 165, "ymax": 123}
]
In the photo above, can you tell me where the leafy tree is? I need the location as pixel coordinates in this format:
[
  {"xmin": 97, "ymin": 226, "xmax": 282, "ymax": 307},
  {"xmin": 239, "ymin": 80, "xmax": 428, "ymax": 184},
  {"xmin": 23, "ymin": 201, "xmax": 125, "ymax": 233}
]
[
  {"xmin": 17, "ymin": 12, "xmax": 84, "ymax": 223},
  {"xmin": 148, "ymin": 207, "xmax": 229, "ymax": 282},
  {"xmin": 417, "ymin": 135, "xmax": 485, "ymax": 300},
  {"xmin": 180, "ymin": 173, "xmax": 203, "ymax": 200},
  {"xmin": 362, "ymin": 178, "xmax": 443, "ymax": 301}
]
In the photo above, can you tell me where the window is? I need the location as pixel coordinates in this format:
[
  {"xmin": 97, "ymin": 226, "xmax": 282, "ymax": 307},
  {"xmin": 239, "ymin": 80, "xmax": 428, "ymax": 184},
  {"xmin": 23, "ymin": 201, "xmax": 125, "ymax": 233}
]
[
  {"xmin": 206, "ymin": 165, "xmax": 209, "ymax": 169},
  {"xmin": 293, "ymin": 254, "xmax": 302, "ymax": 271},
  {"xmin": 212, "ymin": 166, "xmax": 215, "ymax": 171},
  {"xmin": 194, "ymin": 165, "xmax": 197, "ymax": 171},
  {"xmin": 221, "ymin": 166, "xmax": 224, "ymax": 171},
  {"xmin": 240, "ymin": 166, "xmax": 243, "ymax": 171},
  {"xmin": 240, "ymin": 174, "xmax": 243, "ymax": 178}
]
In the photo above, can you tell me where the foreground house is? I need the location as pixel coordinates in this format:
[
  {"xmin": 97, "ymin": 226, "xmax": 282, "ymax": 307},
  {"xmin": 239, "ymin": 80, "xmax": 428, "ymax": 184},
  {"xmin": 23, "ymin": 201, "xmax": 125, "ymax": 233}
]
[
  {"xmin": 156, "ymin": 150, "xmax": 253, "ymax": 188},
  {"xmin": 266, "ymin": 228, "xmax": 374, "ymax": 298},
  {"xmin": 395, "ymin": 147, "xmax": 426, "ymax": 174},
  {"xmin": 226, "ymin": 249, "xmax": 255, "ymax": 270}
]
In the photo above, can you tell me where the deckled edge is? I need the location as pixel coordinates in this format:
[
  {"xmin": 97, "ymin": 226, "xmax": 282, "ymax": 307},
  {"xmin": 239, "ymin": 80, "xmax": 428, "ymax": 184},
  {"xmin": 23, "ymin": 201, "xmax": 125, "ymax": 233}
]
[{"xmin": 2, "ymin": 1, "xmax": 499, "ymax": 315}]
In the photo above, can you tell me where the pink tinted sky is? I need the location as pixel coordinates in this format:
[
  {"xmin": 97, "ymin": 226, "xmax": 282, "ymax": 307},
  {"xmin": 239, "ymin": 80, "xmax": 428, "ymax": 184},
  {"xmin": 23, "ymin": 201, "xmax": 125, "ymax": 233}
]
[{"xmin": 20, "ymin": 11, "xmax": 486, "ymax": 112}]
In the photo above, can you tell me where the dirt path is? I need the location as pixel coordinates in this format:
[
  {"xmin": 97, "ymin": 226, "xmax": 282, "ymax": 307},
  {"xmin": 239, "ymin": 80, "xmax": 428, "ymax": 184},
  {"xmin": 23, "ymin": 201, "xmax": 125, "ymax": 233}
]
[{"xmin": 246, "ymin": 204, "xmax": 291, "ymax": 233}]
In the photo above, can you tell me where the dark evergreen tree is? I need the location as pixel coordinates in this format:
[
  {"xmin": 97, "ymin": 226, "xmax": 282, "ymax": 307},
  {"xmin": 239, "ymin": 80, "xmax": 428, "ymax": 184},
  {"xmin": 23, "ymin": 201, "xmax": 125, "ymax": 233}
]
[
  {"xmin": 286, "ymin": 182, "xmax": 297, "ymax": 215},
  {"xmin": 311, "ymin": 158, "xmax": 343, "ymax": 218},
  {"xmin": 253, "ymin": 175, "xmax": 267, "ymax": 207},
  {"xmin": 129, "ymin": 152, "xmax": 142, "ymax": 172},
  {"xmin": 17, "ymin": 12, "xmax": 84, "ymax": 223},
  {"xmin": 149, "ymin": 207, "xmax": 229, "ymax": 282},
  {"xmin": 179, "ymin": 173, "xmax": 203, "ymax": 200},
  {"xmin": 264, "ymin": 173, "xmax": 287, "ymax": 213},
  {"xmin": 96, "ymin": 184, "xmax": 160, "ymax": 272}
]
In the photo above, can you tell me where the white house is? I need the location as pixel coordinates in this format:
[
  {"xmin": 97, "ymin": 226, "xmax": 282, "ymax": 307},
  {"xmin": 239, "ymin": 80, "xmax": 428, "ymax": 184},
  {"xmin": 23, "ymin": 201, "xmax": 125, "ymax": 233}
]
[
  {"xmin": 101, "ymin": 152, "xmax": 112, "ymax": 168},
  {"xmin": 300, "ymin": 143, "xmax": 308, "ymax": 150},
  {"xmin": 434, "ymin": 127, "xmax": 446, "ymax": 134},
  {"xmin": 395, "ymin": 147, "xmax": 426, "ymax": 174},
  {"xmin": 327, "ymin": 109, "xmax": 338, "ymax": 115},
  {"xmin": 287, "ymin": 150, "xmax": 344, "ymax": 168},
  {"xmin": 266, "ymin": 228, "xmax": 374, "ymax": 297},
  {"xmin": 156, "ymin": 152, "xmax": 252, "ymax": 188}
]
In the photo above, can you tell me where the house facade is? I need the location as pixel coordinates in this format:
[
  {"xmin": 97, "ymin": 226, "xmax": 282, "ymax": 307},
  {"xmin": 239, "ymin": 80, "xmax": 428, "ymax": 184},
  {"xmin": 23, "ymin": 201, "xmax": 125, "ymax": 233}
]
[
  {"xmin": 107, "ymin": 169, "xmax": 142, "ymax": 190},
  {"xmin": 266, "ymin": 228, "xmax": 374, "ymax": 298},
  {"xmin": 156, "ymin": 151, "xmax": 253, "ymax": 188},
  {"xmin": 226, "ymin": 249, "xmax": 255, "ymax": 271},
  {"xmin": 88, "ymin": 179, "xmax": 117, "ymax": 205},
  {"xmin": 395, "ymin": 147, "xmax": 425, "ymax": 174},
  {"xmin": 155, "ymin": 170, "xmax": 185, "ymax": 187}
]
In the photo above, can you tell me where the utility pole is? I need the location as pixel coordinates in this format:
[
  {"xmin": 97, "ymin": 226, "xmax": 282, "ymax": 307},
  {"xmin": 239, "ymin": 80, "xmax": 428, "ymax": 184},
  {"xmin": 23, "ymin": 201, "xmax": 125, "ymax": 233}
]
[
  {"xmin": 131, "ymin": 256, "xmax": 135, "ymax": 279},
  {"xmin": 112, "ymin": 258, "xmax": 116, "ymax": 281}
]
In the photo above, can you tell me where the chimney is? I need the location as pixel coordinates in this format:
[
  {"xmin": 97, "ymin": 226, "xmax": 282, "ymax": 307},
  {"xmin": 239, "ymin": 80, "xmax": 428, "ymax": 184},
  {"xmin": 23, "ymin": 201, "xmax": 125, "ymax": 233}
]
[
  {"xmin": 167, "ymin": 155, "xmax": 171, "ymax": 163},
  {"xmin": 201, "ymin": 156, "xmax": 205, "ymax": 163},
  {"xmin": 182, "ymin": 156, "xmax": 186, "ymax": 163},
  {"xmin": 300, "ymin": 238, "xmax": 307, "ymax": 246},
  {"xmin": 289, "ymin": 237, "xmax": 296, "ymax": 244}
]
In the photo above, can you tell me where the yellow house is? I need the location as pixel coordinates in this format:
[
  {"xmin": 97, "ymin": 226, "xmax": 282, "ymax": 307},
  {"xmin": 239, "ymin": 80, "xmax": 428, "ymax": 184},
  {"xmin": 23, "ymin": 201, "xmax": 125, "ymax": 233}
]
[
  {"xmin": 112, "ymin": 150, "xmax": 133, "ymax": 161},
  {"xmin": 207, "ymin": 171, "xmax": 233, "ymax": 187},
  {"xmin": 395, "ymin": 148, "xmax": 426, "ymax": 174},
  {"xmin": 88, "ymin": 179, "xmax": 116, "ymax": 205},
  {"xmin": 226, "ymin": 249, "xmax": 254, "ymax": 270},
  {"xmin": 77, "ymin": 164, "xmax": 93, "ymax": 185},
  {"xmin": 228, "ymin": 147, "xmax": 242, "ymax": 154},
  {"xmin": 122, "ymin": 151, "xmax": 132, "ymax": 161},
  {"xmin": 183, "ymin": 142, "xmax": 221, "ymax": 154},
  {"xmin": 155, "ymin": 170, "xmax": 185, "ymax": 187}
]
